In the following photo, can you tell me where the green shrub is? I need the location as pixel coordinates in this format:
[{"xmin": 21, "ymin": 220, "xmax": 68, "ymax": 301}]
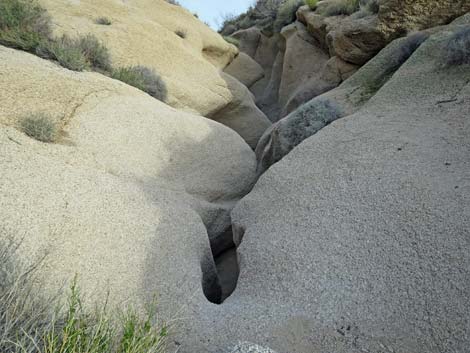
[
  {"xmin": 37, "ymin": 34, "xmax": 111, "ymax": 72},
  {"xmin": 223, "ymin": 36, "xmax": 240, "ymax": 47},
  {"xmin": 95, "ymin": 17, "xmax": 112, "ymax": 25},
  {"xmin": 0, "ymin": 237, "xmax": 57, "ymax": 353},
  {"xmin": 443, "ymin": 27, "xmax": 470, "ymax": 67},
  {"xmin": 77, "ymin": 34, "xmax": 112, "ymax": 72},
  {"xmin": 273, "ymin": 0, "xmax": 303, "ymax": 32},
  {"xmin": 305, "ymin": 0, "xmax": 318, "ymax": 10},
  {"xmin": 37, "ymin": 35, "xmax": 89, "ymax": 71},
  {"xmin": 0, "ymin": 236, "xmax": 170, "ymax": 353},
  {"xmin": 319, "ymin": 0, "xmax": 360, "ymax": 17},
  {"xmin": 0, "ymin": 0, "xmax": 51, "ymax": 51},
  {"xmin": 112, "ymin": 66, "xmax": 168, "ymax": 102},
  {"xmin": 20, "ymin": 113, "xmax": 59, "ymax": 143}
]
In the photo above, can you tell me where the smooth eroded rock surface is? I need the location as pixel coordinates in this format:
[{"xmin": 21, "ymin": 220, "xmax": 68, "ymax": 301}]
[
  {"xmin": 0, "ymin": 45, "xmax": 257, "ymax": 310},
  {"xmin": 179, "ymin": 22, "xmax": 470, "ymax": 353}
]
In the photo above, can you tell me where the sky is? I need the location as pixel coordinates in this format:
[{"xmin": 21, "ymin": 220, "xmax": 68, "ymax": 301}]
[{"xmin": 178, "ymin": 0, "xmax": 254, "ymax": 30}]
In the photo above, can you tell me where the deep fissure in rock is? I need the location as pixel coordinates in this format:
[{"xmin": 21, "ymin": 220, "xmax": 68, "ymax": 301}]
[{"xmin": 201, "ymin": 226, "xmax": 240, "ymax": 304}]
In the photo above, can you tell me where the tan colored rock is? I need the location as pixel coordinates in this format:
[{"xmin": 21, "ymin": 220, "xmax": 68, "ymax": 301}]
[
  {"xmin": 224, "ymin": 52, "xmax": 264, "ymax": 88},
  {"xmin": 38, "ymin": 0, "xmax": 237, "ymax": 117},
  {"xmin": 280, "ymin": 56, "xmax": 358, "ymax": 117},
  {"xmin": 278, "ymin": 22, "xmax": 330, "ymax": 116},
  {"xmin": 327, "ymin": 16, "xmax": 388, "ymax": 65},
  {"xmin": 257, "ymin": 51, "xmax": 285, "ymax": 122},
  {"xmin": 301, "ymin": 11, "xmax": 344, "ymax": 52},
  {"xmin": 250, "ymin": 33, "xmax": 280, "ymax": 99},
  {"xmin": 232, "ymin": 27, "xmax": 262, "ymax": 58},
  {"xmin": 378, "ymin": 0, "xmax": 470, "ymax": 39},
  {"xmin": 0, "ymin": 45, "xmax": 257, "ymax": 307},
  {"xmin": 209, "ymin": 73, "xmax": 272, "ymax": 149}
]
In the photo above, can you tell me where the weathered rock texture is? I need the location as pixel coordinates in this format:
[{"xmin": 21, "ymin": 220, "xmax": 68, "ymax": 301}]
[
  {"xmin": 178, "ymin": 20, "xmax": 470, "ymax": 353},
  {"xmin": 0, "ymin": 45, "xmax": 256, "ymax": 310},
  {"xmin": 256, "ymin": 30, "xmax": 430, "ymax": 173},
  {"xmin": 237, "ymin": 0, "xmax": 470, "ymax": 122},
  {"xmin": 378, "ymin": 0, "xmax": 470, "ymax": 38},
  {"xmin": 37, "ymin": 0, "xmax": 270, "ymax": 148}
]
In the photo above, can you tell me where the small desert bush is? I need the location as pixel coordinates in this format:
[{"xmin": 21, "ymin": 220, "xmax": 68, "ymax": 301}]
[
  {"xmin": 175, "ymin": 29, "xmax": 187, "ymax": 39},
  {"xmin": 361, "ymin": 0, "xmax": 380, "ymax": 14},
  {"xmin": 112, "ymin": 66, "xmax": 168, "ymax": 102},
  {"xmin": 0, "ymin": 237, "xmax": 57, "ymax": 353},
  {"xmin": 305, "ymin": 0, "xmax": 318, "ymax": 10},
  {"xmin": 223, "ymin": 36, "xmax": 240, "ymax": 47},
  {"xmin": 0, "ymin": 0, "xmax": 51, "ymax": 51},
  {"xmin": 319, "ymin": 0, "xmax": 360, "ymax": 17},
  {"xmin": 20, "ymin": 113, "xmax": 59, "ymax": 143},
  {"xmin": 95, "ymin": 17, "xmax": 112, "ymax": 25},
  {"xmin": 443, "ymin": 27, "xmax": 470, "ymax": 67},
  {"xmin": 273, "ymin": 0, "xmax": 303, "ymax": 32},
  {"xmin": 38, "ymin": 34, "xmax": 112, "ymax": 72},
  {"xmin": 0, "ymin": 236, "xmax": 170, "ymax": 353}
]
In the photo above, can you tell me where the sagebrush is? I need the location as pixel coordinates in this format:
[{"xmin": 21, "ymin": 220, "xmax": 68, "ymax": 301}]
[
  {"xmin": 305, "ymin": 0, "xmax": 318, "ymax": 10},
  {"xmin": 0, "ymin": 0, "xmax": 51, "ymax": 51},
  {"xmin": 20, "ymin": 113, "xmax": 59, "ymax": 143},
  {"xmin": 443, "ymin": 27, "xmax": 470, "ymax": 66},
  {"xmin": 319, "ymin": 0, "xmax": 360, "ymax": 17},
  {"xmin": 37, "ymin": 34, "xmax": 111, "ymax": 72},
  {"xmin": 112, "ymin": 66, "xmax": 168, "ymax": 102},
  {"xmin": 0, "ymin": 236, "xmax": 170, "ymax": 353},
  {"xmin": 223, "ymin": 36, "xmax": 240, "ymax": 47}
]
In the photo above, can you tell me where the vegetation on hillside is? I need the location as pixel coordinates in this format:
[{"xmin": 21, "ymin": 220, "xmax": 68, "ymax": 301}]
[
  {"xmin": 0, "ymin": 0, "xmax": 167, "ymax": 105},
  {"xmin": 219, "ymin": 0, "xmax": 381, "ymax": 36},
  {"xmin": 0, "ymin": 236, "xmax": 170, "ymax": 353},
  {"xmin": 318, "ymin": 0, "xmax": 380, "ymax": 17},
  {"xmin": 443, "ymin": 27, "xmax": 470, "ymax": 66},
  {"xmin": 219, "ymin": 0, "xmax": 303, "ymax": 36},
  {"xmin": 19, "ymin": 113, "xmax": 60, "ymax": 143},
  {"xmin": 305, "ymin": 0, "xmax": 318, "ymax": 10},
  {"xmin": 0, "ymin": 0, "xmax": 51, "ymax": 51},
  {"xmin": 111, "ymin": 66, "xmax": 168, "ymax": 101}
]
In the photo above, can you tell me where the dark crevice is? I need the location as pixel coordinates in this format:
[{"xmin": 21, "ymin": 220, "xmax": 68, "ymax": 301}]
[{"xmin": 201, "ymin": 225, "xmax": 241, "ymax": 304}]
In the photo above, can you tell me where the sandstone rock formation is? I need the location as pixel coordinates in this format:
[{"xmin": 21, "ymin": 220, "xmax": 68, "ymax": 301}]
[
  {"xmin": 37, "ymin": 0, "xmax": 270, "ymax": 148},
  {"xmin": 209, "ymin": 73, "xmax": 272, "ymax": 149},
  {"xmin": 180, "ymin": 19, "xmax": 470, "ymax": 353},
  {"xmin": 256, "ymin": 30, "xmax": 430, "ymax": 173},
  {"xmin": 2, "ymin": 1, "xmax": 470, "ymax": 352},
  {"xmin": 224, "ymin": 52, "xmax": 265, "ymax": 89},
  {"xmin": 0, "ymin": 45, "xmax": 256, "ymax": 308},
  {"xmin": 235, "ymin": 0, "xmax": 470, "ymax": 122}
]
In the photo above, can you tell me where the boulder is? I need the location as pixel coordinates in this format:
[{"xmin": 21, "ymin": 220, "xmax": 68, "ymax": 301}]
[
  {"xmin": 209, "ymin": 73, "xmax": 272, "ymax": 149},
  {"xmin": 224, "ymin": 52, "xmax": 264, "ymax": 88},
  {"xmin": 38, "ymin": 0, "xmax": 238, "ymax": 117},
  {"xmin": 301, "ymin": 11, "xmax": 344, "ymax": 53},
  {"xmin": 378, "ymin": 0, "xmax": 470, "ymax": 39},
  {"xmin": 232, "ymin": 27, "xmax": 262, "ymax": 59},
  {"xmin": 257, "ymin": 31, "xmax": 430, "ymax": 175},
  {"xmin": 256, "ymin": 51, "xmax": 285, "ymax": 122},
  {"xmin": 278, "ymin": 22, "xmax": 330, "ymax": 115},
  {"xmin": 327, "ymin": 15, "xmax": 388, "ymax": 65},
  {"xmin": 0, "ymin": 45, "xmax": 257, "ymax": 308},
  {"xmin": 256, "ymin": 98, "xmax": 343, "ymax": 175},
  {"xmin": 250, "ymin": 33, "xmax": 280, "ymax": 99},
  {"xmin": 180, "ymin": 21, "xmax": 470, "ymax": 353},
  {"xmin": 280, "ymin": 56, "xmax": 359, "ymax": 116}
]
